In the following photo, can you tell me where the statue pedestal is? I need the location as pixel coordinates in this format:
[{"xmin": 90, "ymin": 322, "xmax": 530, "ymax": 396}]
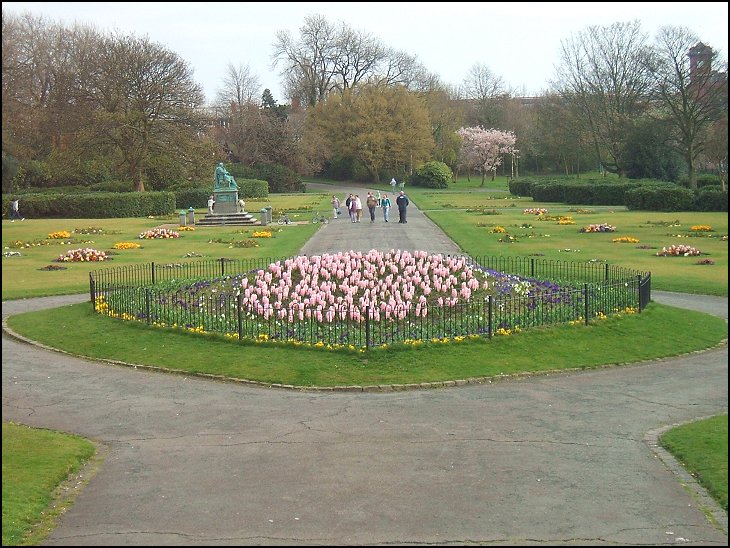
[{"xmin": 213, "ymin": 189, "xmax": 238, "ymax": 214}]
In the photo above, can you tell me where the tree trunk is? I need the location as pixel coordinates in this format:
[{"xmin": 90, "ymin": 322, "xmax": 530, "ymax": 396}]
[{"xmin": 687, "ymin": 145, "xmax": 697, "ymax": 190}]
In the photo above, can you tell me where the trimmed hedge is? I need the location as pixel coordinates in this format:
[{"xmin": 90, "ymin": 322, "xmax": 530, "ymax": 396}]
[
  {"xmin": 624, "ymin": 185, "xmax": 695, "ymax": 211},
  {"xmin": 2, "ymin": 191, "xmax": 175, "ymax": 219},
  {"xmin": 510, "ymin": 176, "xmax": 727, "ymax": 212}
]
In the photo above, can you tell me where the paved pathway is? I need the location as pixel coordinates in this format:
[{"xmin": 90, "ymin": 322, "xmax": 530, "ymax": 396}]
[{"xmin": 2, "ymin": 185, "xmax": 728, "ymax": 545}]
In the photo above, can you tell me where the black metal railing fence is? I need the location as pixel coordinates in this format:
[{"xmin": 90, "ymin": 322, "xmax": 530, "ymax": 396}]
[{"xmin": 90, "ymin": 255, "xmax": 651, "ymax": 349}]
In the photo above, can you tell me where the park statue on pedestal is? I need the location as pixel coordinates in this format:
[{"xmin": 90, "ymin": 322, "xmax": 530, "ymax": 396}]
[{"xmin": 214, "ymin": 162, "xmax": 238, "ymax": 190}]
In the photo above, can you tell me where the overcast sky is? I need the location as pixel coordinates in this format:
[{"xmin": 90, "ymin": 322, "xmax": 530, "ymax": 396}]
[{"xmin": 3, "ymin": 2, "xmax": 728, "ymax": 104}]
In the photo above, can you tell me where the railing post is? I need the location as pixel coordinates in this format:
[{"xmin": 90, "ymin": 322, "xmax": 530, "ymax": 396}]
[
  {"xmin": 637, "ymin": 274, "xmax": 643, "ymax": 312},
  {"xmin": 237, "ymin": 294, "xmax": 243, "ymax": 342},
  {"xmin": 605, "ymin": 263, "xmax": 609, "ymax": 281},
  {"xmin": 488, "ymin": 295, "xmax": 493, "ymax": 339},
  {"xmin": 584, "ymin": 283, "xmax": 589, "ymax": 326},
  {"xmin": 220, "ymin": 257, "xmax": 225, "ymax": 277},
  {"xmin": 145, "ymin": 288, "xmax": 151, "ymax": 325},
  {"xmin": 365, "ymin": 305, "xmax": 370, "ymax": 350},
  {"xmin": 151, "ymin": 262, "xmax": 156, "ymax": 285},
  {"xmin": 89, "ymin": 272, "xmax": 96, "ymax": 308},
  {"xmin": 530, "ymin": 257, "xmax": 535, "ymax": 277}
]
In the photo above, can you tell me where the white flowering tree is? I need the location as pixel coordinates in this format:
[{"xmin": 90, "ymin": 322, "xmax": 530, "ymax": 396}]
[{"xmin": 456, "ymin": 126, "xmax": 518, "ymax": 185}]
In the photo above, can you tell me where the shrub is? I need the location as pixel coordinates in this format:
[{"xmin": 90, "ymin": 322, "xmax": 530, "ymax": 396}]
[{"xmin": 409, "ymin": 161, "xmax": 453, "ymax": 188}]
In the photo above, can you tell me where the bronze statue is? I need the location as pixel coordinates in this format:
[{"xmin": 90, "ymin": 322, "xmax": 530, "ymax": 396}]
[{"xmin": 214, "ymin": 162, "xmax": 238, "ymax": 190}]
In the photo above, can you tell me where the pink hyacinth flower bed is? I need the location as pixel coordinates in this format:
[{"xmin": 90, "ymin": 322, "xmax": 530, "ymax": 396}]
[{"xmin": 56, "ymin": 248, "xmax": 109, "ymax": 262}]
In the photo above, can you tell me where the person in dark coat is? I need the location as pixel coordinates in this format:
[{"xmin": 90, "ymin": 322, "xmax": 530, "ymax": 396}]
[{"xmin": 396, "ymin": 191, "xmax": 409, "ymax": 223}]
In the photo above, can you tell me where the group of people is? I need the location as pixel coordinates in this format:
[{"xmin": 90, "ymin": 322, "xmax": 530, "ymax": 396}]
[{"xmin": 331, "ymin": 189, "xmax": 409, "ymax": 224}]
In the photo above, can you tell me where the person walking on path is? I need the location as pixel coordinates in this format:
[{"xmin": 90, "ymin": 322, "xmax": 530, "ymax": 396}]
[
  {"xmin": 355, "ymin": 194, "xmax": 363, "ymax": 222},
  {"xmin": 381, "ymin": 193, "xmax": 392, "ymax": 222},
  {"xmin": 366, "ymin": 192, "xmax": 378, "ymax": 222},
  {"xmin": 10, "ymin": 197, "xmax": 24, "ymax": 221},
  {"xmin": 331, "ymin": 195, "xmax": 341, "ymax": 219},
  {"xmin": 396, "ymin": 191, "xmax": 409, "ymax": 223},
  {"xmin": 347, "ymin": 194, "xmax": 357, "ymax": 223},
  {"xmin": 207, "ymin": 195, "xmax": 215, "ymax": 215}
]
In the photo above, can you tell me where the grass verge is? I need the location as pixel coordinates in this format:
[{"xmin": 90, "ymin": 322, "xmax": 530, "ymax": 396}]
[
  {"xmin": 7, "ymin": 301, "xmax": 727, "ymax": 387},
  {"xmin": 2, "ymin": 422, "xmax": 98, "ymax": 546},
  {"xmin": 660, "ymin": 415, "xmax": 729, "ymax": 513}
]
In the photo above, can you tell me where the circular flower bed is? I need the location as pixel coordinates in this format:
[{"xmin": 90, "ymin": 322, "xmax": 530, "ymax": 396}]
[
  {"xmin": 580, "ymin": 223, "xmax": 616, "ymax": 233},
  {"xmin": 655, "ymin": 244, "xmax": 701, "ymax": 257},
  {"xmin": 139, "ymin": 228, "xmax": 180, "ymax": 239},
  {"xmin": 113, "ymin": 242, "xmax": 142, "ymax": 250},
  {"xmin": 47, "ymin": 230, "xmax": 71, "ymax": 239},
  {"xmin": 56, "ymin": 248, "xmax": 109, "ymax": 262}
]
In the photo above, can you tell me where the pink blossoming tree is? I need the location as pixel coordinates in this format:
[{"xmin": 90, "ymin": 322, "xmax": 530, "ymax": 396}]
[{"xmin": 457, "ymin": 126, "xmax": 518, "ymax": 186}]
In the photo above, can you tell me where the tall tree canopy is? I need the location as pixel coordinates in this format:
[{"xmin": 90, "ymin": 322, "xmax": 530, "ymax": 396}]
[{"xmin": 308, "ymin": 84, "xmax": 434, "ymax": 181}]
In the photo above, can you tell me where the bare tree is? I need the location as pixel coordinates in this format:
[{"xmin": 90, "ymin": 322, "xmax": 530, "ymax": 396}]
[
  {"xmin": 214, "ymin": 63, "xmax": 261, "ymax": 110},
  {"xmin": 272, "ymin": 14, "xmax": 339, "ymax": 106},
  {"xmin": 461, "ymin": 63, "xmax": 508, "ymax": 128},
  {"xmin": 554, "ymin": 20, "xmax": 654, "ymax": 177},
  {"xmin": 331, "ymin": 25, "xmax": 386, "ymax": 92},
  {"xmin": 273, "ymin": 14, "xmax": 431, "ymax": 105},
  {"xmin": 84, "ymin": 34, "xmax": 207, "ymax": 191},
  {"xmin": 647, "ymin": 26, "xmax": 728, "ymax": 189}
]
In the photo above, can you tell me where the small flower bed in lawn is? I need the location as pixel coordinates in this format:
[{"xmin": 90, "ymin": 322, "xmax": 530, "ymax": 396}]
[
  {"xmin": 557, "ymin": 217, "xmax": 576, "ymax": 225},
  {"xmin": 490, "ymin": 226, "xmax": 507, "ymax": 233},
  {"xmin": 74, "ymin": 226, "xmax": 107, "ymax": 235},
  {"xmin": 655, "ymin": 244, "xmax": 701, "ymax": 257},
  {"xmin": 580, "ymin": 223, "xmax": 616, "ymax": 233},
  {"xmin": 138, "ymin": 228, "xmax": 180, "ymax": 239},
  {"xmin": 47, "ymin": 230, "xmax": 71, "ymax": 239},
  {"xmin": 56, "ymin": 248, "xmax": 109, "ymax": 262},
  {"xmin": 613, "ymin": 236, "xmax": 639, "ymax": 243},
  {"xmin": 39, "ymin": 264, "xmax": 68, "ymax": 271},
  {"xmin": 695, "ymin": 258, "xmax": 715, "ymax": 265},
  {"xmin": 113, "ymin": 242, "xmax": 142, "ymax": 250},
  {"xmin": 178, "ymin": 226, "xmax": 195, "ymax": 231},
  {"xmin": 523, "ymin": 208, "xmax": 547, "ymax": 215},
  {"xmin": 3, "ymin": 251, "xmax": 22, "ymax": 257},
  {"xmin": 690, "ymin": 225, "xmax": 713, "ymax": 232},
  {"xmin": 252, "ymin": 231, "xmax": 273, "ymax": 238}
]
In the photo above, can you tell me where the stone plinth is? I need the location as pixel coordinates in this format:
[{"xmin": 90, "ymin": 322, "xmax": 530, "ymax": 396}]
[{"xmin": 213, "ymin": 189, "xmax": 238, "ymax": 214}]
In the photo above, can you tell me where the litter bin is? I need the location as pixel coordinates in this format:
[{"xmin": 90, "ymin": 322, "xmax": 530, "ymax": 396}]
[
  {"xmin": 187, "ymin": 207, "xmax": 195, "ymax": 226},
  {"xmin": 178, "ymin": 210, "xmax": 187, "ymax": 226},
  {"xmin": 265, "ymin": 206, "xmax": 273, "ymax": 225},
  {"xmin": 260, "ymin": 208, "xmax": 269, "ymax": 226}
]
